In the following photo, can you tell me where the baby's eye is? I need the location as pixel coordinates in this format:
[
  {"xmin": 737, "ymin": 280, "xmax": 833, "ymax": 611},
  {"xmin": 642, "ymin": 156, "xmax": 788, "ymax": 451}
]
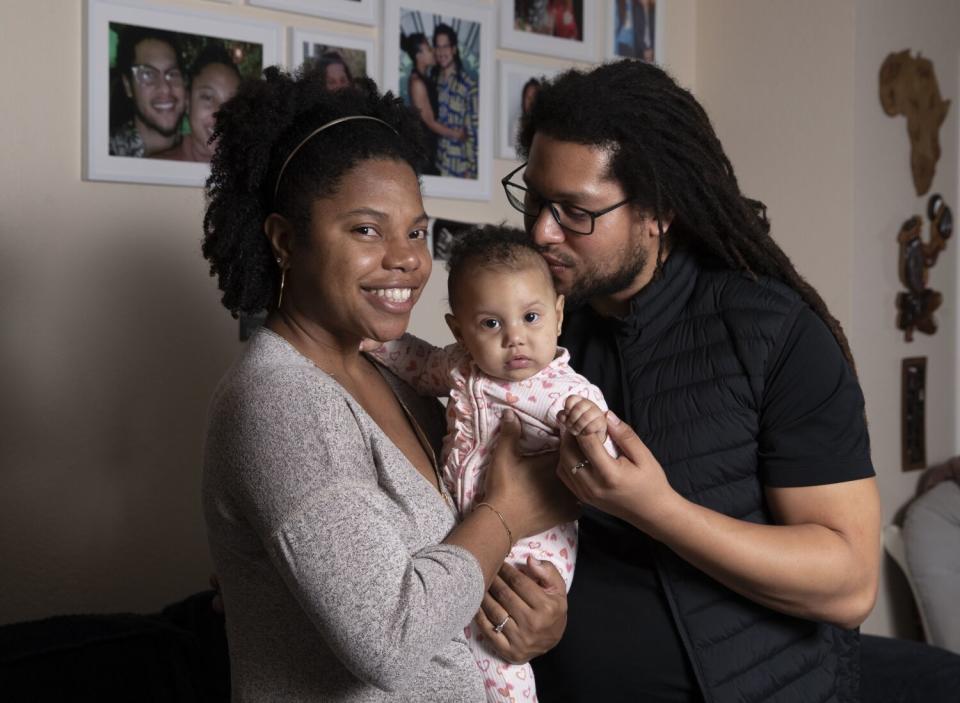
[
  {"xmin": 524, "ymin": 312, "xmax": 541, "ymax": 323},
  {"xmin": 481, "ymin": 319, "xmax": 501, "ymax": 330},
  {"xmin": 409, "ymin": 228, "xmax": 428, "ymax": 240}
]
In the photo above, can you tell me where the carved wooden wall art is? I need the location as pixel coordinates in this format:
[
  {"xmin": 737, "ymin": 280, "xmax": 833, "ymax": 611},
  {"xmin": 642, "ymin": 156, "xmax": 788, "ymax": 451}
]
[
  {"xmin": 879, "ymin": 50, "xmax": 951, "ymax": 196},
  {"xmin": 896, "ymin": 193, "xmax": 953, "ymax": 341}
]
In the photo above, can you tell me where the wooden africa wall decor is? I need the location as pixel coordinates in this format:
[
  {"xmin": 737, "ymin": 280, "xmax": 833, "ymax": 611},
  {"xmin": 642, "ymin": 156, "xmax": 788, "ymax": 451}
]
[
  {"xmin": 879, "ymin": 50, "xmax": 951, "ymax": 196},
  {"xmin": 896, "ymin": 194, "xmax": 953, "ymax": 341}
]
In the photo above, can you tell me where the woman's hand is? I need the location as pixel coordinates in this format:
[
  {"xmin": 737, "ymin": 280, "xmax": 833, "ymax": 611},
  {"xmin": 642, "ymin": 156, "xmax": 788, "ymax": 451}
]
[
  {"xmin": 557, "ymin": 410, "xmax": 680, "ymax": 534},
  {"xmin": 473, "ymin": 557, "xmax": 568, "ymax": 663},
  {"xmin": 484, "ymin": 410, "xmax": 578, "ymax": 540}
]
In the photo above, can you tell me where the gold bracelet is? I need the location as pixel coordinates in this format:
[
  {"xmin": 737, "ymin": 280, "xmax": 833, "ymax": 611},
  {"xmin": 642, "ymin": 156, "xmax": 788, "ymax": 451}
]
[{"xmin": 474, "ymin": 502, "xmax": 514, "ymax": 553}]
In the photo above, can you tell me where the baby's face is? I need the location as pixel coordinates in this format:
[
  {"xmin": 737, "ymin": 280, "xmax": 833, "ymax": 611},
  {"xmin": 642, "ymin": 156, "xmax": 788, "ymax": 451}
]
[{"xmin": 448, "ymin": 264, "xmax": 563, "ymax": 382}]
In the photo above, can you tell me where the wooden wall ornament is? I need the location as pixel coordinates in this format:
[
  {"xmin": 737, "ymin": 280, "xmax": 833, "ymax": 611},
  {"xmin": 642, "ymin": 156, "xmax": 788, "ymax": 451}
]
[
  {"xmin": 896, "ymin": 193, "xmax": 953, "ymax": 341},
  {"xmin": 879, "ymin": 50, "xmax": 951, "ymax": 196},
  {"xmin": 901, "ymin": 356, "xmax": 927, "ymax": 471}
]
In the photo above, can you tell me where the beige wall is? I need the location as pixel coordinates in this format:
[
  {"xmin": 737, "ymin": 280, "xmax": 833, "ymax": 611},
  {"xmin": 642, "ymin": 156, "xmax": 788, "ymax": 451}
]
[
  {"xmin": 851, "ymin": 0, "xmax": 959, "ymax": 637},
  {"xmin": 694, "ymin": 0, "xmax": 960, "ymax": 639},
  {"xmin": 0, "ymin": 0, "xmax": 694, "ymax": 624},
  {"xmin": 2, "ymin": 0, "xmax": 955, "ymax": 641}
]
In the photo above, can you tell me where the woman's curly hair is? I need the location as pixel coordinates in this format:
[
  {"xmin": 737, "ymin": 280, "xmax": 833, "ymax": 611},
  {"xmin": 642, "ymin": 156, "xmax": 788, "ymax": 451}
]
[
  {"xmin": 202, "ymin": 65, "xmax": 428, "ymax": 316},
  {"xmin": 518, "ymin": 59, "xmax": 855, "ymax": 371}
]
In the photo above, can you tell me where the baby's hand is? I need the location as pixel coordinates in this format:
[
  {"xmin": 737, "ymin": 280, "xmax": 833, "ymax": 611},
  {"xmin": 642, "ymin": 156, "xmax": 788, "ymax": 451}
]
[{"xmin": 559, "ymin": 394, "xmax": 608, "ymax": 438}]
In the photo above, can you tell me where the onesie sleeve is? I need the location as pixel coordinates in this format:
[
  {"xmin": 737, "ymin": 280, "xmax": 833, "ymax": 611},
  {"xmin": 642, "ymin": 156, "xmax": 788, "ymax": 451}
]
[
  {"xmin": 369, "ymin": 333, "xmax": 452, "ymax": 397},
  {"xmin": 235, "ymin": 366, "xmax": 483, "ymax": 692}
]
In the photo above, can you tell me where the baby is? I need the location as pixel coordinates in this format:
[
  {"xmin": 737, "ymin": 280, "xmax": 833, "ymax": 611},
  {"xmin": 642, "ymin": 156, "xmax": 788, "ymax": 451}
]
[{"xmin": 373, "ymin": 225, "xmax": 616, "ymax": 703}]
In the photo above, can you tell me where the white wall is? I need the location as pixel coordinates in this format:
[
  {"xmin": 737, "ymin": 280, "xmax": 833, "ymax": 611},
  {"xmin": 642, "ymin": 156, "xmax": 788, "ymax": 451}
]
[{"xmin": 2, "ymin": 0, "xmax": 954, "ymax": 640}]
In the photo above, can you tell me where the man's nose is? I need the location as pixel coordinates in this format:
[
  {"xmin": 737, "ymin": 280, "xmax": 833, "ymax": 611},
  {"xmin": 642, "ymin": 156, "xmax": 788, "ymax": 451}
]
[{"xmin": 529, "ymin": 207, "xmax": 565, "ymax": 247}]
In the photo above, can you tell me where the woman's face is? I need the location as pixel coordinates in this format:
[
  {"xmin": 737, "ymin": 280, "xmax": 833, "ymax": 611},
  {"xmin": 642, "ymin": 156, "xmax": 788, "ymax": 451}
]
[
  {"xmin": 188, "ymin": 62, "xmax": 240, "ymax": 161},
  {"xmin": 323, "ymin": 63, "xmax": 351, "ymax": 91},
  {"xmin": 416, "ymin": 41, "xmax": 434, "ymax": 69},
  {"xmin": 287, "ymin": 158, "xmax": 432, "ymax": 346}
]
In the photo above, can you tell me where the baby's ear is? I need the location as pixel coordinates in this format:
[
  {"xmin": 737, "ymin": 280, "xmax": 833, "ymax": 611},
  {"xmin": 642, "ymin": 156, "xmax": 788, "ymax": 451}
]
[
  {"xmin": 555, "ymin": 294, "xmax": 565, "ymax": 336},
  {"xmin": 445, "ymin": 313, "xmax": 463, "ymax": 343}
]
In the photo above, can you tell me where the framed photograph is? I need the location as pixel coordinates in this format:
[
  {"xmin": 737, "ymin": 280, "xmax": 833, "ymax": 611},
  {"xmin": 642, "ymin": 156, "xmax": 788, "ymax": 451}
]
[
  {"xmin": 384, "ymin": 0, "xmax": 494, "ymax": 201},
  {"xmin": 607, "ymin": 0, "xmax": 663, "ymax": 63},
  {"xmin": 290, "ymin": 28, "xmax": 378, "ymax": 89},
  {"xmin": 248, "ymin": 0, "xmax": 377, "ymax": 26},
  {"xmin": 428, "ymin": 217, "xmax": 479, "ymax": 261},
  {"xmin": 500, "ymin": 0, "xmax": 597, "ymax": 62},
  {"xmin": 497, "ymin": 60, "xmax": 564, "ymax": 161},
  {"xmin": 85, "ymin": 0, "xmax": 282, "ymax": 187}
]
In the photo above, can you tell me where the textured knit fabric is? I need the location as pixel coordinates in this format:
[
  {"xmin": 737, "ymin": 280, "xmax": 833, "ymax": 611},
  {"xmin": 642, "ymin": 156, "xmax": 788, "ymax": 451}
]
[
  {"xmin": 202, "ymin": 328, "xmax": 487, "ymax": 702},
  {"xmin": 535, "ymin": 249, "xmax": 873, "ymax": 703},
  {"xmin": 376, "ymin": 335, "xmax": 615, "ymax": 703}
]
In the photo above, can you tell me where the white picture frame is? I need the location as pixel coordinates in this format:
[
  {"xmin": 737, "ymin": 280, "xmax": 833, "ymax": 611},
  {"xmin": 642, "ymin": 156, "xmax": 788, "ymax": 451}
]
[
  {"xmin": 383, "ymin": 0, "xmax": 494, "ymax": 201},
  {"xmin": 607, "ymin": 0, "xmax": 664, "ymax": 63},
  {"xmin": 290, "ymin": 28, "xmax": 379, "ymax": 87},
  {"xmin": 497, "ymin": 59, "xmax": 565, "ymax": 161},
  {"xmin": 499, "ymin": 0, "xmax": 597, "ymax": 62},
  {"xmin": 84, "ymin": 0, "xmax": 283, "ymax": 187},
  {"xmin": 248, "ymin": 0, "xmax": 378, "ymax": 26}
]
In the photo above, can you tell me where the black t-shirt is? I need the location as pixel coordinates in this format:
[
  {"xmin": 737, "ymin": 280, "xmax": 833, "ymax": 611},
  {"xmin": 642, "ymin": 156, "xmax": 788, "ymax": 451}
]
[{"xmin": 532, "ymin": 305, "xmax": 873, "ymax": 702}]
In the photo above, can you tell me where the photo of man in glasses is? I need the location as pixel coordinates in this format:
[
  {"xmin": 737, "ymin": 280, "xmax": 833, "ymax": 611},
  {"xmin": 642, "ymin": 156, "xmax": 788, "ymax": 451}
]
[{"xmin": 109, "ymin": 25, "xmax": 186, "ymax": 158}]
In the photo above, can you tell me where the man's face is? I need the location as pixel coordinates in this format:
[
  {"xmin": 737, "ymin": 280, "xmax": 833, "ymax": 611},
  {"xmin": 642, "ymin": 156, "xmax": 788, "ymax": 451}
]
[
  {"xmin": 523, "ymin": 132, "xmax": 657, "ymax": 309},
  {"xmin": 123, "ymin": 38, "xmax": 186, "ymax": 138},
  {"xmin": 434, "ymin": 34, "xmax": 455, "ymax": 71}
]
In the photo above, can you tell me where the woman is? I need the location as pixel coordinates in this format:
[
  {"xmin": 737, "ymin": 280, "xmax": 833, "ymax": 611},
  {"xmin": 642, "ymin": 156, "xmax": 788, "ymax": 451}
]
[
  {"xmin": 201, "ymin": 67, "xmax": 573, "ymax": 701},
  {"xmin": 155, "ymin": 43, "xmax": 240, "ymax": 163},
  {"xmin": 316, "ymin": 50, "xmax": 354, "ymax": 92},
  {"xmin": 400, "ymin": 32, "xmax": 462, "ymax": 176}
]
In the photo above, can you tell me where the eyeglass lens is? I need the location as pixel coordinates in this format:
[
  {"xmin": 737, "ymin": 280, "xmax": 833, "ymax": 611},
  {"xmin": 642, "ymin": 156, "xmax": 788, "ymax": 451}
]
[
  {"xmin": 132, "ymin": 65, "xmax": 183, "ymax": 88},
  {"xmin": 504, "ymin": 181, "xmax": 595, "ymax": 234}
]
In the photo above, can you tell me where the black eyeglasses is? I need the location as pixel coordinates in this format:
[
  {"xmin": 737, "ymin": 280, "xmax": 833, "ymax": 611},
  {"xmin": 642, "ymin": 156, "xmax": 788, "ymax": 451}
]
[{"xmin": 501, "ymin": 162, "xmax": 632, "ymax": 235}]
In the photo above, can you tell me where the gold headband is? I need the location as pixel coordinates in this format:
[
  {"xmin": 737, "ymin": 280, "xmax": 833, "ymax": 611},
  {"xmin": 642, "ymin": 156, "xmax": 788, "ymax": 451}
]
[{"xmin": 272, "ymin": 115, "xmax": 399, "ymax": 202}]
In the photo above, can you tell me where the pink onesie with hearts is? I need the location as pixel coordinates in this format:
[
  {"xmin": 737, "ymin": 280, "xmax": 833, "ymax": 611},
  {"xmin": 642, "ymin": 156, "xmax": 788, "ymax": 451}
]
[{"xmin": 373, "ymin": 333, "xmax": 616, "ymax": 703}]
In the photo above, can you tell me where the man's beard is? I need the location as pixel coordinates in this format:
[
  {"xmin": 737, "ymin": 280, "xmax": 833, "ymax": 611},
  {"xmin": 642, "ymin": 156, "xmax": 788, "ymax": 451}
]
[
  {"xmin": 557, "ymin": 238, "xmax": 649, "ymax": 310},
  {"xmin": 135, "ymin": 106, "xmax": 181, "ymax": 138}
]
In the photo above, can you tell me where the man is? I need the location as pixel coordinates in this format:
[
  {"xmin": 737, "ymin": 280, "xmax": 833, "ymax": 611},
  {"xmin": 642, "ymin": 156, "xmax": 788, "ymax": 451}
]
[
  {"xmin": 109, "ymin": 26, "xmax": 186, "ymax": 158},
  {"xmin": 432, "ymin": 23, "xmax": 476, "ymax": 179},
  {"xmin": 493, "ymin": 59, "xmax": 880, "ymax": 702}
]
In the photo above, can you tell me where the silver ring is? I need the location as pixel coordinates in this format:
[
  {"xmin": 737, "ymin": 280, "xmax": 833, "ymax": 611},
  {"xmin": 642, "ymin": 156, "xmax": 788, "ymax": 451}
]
[
  {"xmin": 571, "ymin": 459, "xmax": 590, "ymax": 475},
  {"xmin": 493, "ymin": 614, "xmax": 511, "ymax": 633}
]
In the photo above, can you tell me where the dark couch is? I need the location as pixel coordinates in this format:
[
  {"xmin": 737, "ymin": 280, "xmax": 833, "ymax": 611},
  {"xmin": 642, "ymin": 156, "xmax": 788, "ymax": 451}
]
[{"xmin": 3, "ymin": 592, "xmax": 959, "ymax": 702}]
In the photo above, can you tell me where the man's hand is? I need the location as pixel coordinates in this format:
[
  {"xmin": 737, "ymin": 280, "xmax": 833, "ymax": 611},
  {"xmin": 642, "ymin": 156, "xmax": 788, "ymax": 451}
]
[
  {"xmin": 557, "ymin": 410, "xmax": 678, "ymax": 532},
  {"xmin": 473, "ymin": 557, "xmax": 567, "ymax": 664}
]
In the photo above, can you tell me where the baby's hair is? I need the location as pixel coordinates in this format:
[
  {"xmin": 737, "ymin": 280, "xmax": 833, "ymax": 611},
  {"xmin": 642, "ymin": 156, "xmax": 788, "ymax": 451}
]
[{"xmin": 446, "ymin": 225, "xmax": 554, "ymax": 312}]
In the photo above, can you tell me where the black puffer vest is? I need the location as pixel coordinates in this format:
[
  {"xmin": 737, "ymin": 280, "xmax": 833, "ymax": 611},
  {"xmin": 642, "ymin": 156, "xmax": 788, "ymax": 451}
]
[{"xmin": 561, "ymin": 249, "xmax": 859, "ymax": 703}]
